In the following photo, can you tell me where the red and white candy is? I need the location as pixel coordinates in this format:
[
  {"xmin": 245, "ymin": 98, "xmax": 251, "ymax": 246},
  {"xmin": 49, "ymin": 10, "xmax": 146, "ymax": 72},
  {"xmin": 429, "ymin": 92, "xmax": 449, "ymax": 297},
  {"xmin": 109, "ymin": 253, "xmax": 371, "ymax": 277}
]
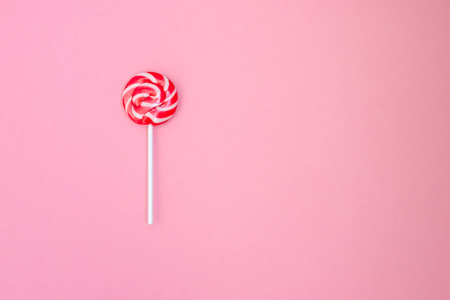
[
  {"xmin": 122, "ymin": 72, "xmax": 178, "ymax": 126},
  {"xmin": 122, "ymin": 72, "xmax": 178, "ymax": 224}
]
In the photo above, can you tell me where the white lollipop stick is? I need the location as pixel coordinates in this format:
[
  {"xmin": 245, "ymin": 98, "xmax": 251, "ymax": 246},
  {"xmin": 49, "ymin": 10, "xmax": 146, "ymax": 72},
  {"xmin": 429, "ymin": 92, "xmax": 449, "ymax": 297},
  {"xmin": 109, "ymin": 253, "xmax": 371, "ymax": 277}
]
[{"xmin": 148, "ymin": 125, "xmax": 153, "ymax": 224}]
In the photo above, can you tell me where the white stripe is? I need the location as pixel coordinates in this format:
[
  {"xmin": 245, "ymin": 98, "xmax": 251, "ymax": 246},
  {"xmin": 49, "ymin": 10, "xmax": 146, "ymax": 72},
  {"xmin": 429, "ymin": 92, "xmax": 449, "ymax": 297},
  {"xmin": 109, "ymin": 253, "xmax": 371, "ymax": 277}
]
[
  {"xmin": 133, "ymin": 93, "xmax": 149, "ymax": 100},
  {"xmin": 144, "ymin": 112, "xmax": 174, "ymax": 123},
  {"xmin": 156, "ymin": 101, "xmax": 178, "ymax": 111},
  {"xmin": 140, "ymin": 82, "xmax": 159, "ymax": 90},
  {"xmin": 165, "ymin": 89, "xmax": 177, "ymax": 102},
  {"xmin": 141, "ymin": 102, "xmax": 160, "ymax": 108},
  {"xmin": 131, "ymin": 105, "xmax": 144, "ymax": 118},
  {"xmin": 125, "ymin": 96, "xmax": 132, "ymax": 111},
  {"xmin": 163, "ymin": 76, "xmax": 169, "ymax": 92},
  {"xmin": 122, "ymin": 83, "xmax": 140, "ymax": 96},
  {"xmin": 137, "ymin": 72, "xmax": 157, "ymax": 83}
]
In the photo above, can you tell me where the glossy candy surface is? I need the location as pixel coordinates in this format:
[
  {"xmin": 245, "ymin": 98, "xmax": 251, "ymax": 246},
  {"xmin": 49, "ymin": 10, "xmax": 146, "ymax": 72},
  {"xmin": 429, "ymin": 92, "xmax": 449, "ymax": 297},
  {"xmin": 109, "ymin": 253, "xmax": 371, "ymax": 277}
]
[{"xmin": 122, "ymin": 72, "xmax": 178, "ymax": 126}]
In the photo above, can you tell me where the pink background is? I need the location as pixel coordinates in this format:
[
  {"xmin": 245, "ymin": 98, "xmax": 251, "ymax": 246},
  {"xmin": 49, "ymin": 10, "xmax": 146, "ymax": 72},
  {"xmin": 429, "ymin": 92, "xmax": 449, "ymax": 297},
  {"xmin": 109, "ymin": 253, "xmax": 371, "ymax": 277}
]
[{"xmin": 1, "ymin": 0, "xmax": 450, "ymax": 299}]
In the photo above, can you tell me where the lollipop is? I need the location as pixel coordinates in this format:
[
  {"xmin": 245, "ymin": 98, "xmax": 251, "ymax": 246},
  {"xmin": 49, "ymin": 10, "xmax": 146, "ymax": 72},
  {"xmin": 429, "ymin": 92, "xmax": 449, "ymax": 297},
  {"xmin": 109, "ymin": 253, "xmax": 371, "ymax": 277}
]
[{"xmin": 122, "ymin": 72, "xmax": 178, "ymax": 224}]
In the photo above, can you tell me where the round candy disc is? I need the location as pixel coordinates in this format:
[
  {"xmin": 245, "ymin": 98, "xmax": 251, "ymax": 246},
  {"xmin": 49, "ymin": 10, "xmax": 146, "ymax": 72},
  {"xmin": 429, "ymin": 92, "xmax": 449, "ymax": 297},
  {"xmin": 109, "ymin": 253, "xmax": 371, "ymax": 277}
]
[{"xmin": 122, "ymin": 72, "xmax": 178, "ymax": 126}]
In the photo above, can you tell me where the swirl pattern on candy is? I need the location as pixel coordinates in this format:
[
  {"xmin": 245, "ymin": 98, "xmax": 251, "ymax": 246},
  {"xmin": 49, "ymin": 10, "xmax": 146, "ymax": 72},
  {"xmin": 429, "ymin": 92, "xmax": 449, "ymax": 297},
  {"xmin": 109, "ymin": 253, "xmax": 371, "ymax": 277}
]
[{"xmin": 122, "ymin": 72, "xmax": 178, "ymax": 126}]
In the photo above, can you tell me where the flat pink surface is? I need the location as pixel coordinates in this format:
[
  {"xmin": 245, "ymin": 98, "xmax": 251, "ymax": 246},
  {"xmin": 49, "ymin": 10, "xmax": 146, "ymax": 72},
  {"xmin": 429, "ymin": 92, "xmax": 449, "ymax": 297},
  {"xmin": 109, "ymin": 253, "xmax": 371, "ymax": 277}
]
[{"xmin": 1, "ymin": 0, "xmax": 450, "ymax": 299}]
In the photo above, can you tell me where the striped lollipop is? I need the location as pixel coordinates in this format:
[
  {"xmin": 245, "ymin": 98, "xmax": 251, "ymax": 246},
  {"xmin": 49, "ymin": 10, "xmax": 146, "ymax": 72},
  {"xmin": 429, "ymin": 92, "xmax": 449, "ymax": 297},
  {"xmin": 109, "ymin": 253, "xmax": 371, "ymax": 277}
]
[
  {"xmin": 123, "ymin": 72, "xmax": 178, "ymax": 126},
  {"xmin": 122, "ymin": 72, "xmax": 179, "ymax": 224}
]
